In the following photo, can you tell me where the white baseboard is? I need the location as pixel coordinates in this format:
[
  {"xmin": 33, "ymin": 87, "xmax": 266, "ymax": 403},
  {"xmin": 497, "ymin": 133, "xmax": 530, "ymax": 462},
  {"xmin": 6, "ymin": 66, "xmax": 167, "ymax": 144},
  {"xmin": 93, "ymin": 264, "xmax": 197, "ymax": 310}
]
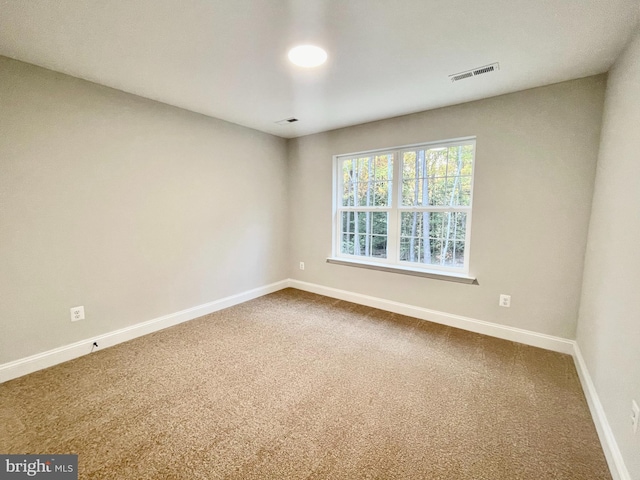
[
  {"xmin": 289, "ymin": 279, "xmax": 631, "ymax": 480},
  {"xmin": 289, "ymin": 279, "xmax": 630, "ymax": 480},
  {"xmin": 1, "ymin": 278, "xmax": 572, "ymax": 382},
  {"xmin": 573, "ymin": 344, "xmax": 630, "ymax": 480},
  {"xmin": 1, "ymin": 278, "xmax": 629, "ymax": 480},
  {"xmin": 0, "ymin": 279, "xmax": 289, "ymax": 384},
  {"xmin": 289, "ymin": 279, "xmax": 575, "ymax": 354}
]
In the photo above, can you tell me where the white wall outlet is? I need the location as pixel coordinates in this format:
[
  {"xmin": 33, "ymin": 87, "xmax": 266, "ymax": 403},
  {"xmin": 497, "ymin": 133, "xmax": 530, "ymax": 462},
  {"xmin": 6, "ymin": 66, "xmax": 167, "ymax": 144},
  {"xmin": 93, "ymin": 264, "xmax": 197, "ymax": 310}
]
[
  {"xmin": 70, "ymin": 306, "xmax": 85, "ymax": 322},
  {"xmin": 299, "ymin": 262, "xmax": 305, "ymax": 270},
  {"xmin": 632, "ymin": 400, "xmax": 639, "ymax": 434},
  {"xmin": 499, "ymin": 294, "xmax": 511, "ymax": 308}
]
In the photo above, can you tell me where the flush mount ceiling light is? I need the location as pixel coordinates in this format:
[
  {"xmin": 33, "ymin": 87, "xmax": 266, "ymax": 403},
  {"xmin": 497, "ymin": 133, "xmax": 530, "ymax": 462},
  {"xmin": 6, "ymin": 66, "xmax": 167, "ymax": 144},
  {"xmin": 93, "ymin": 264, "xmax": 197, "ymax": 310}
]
[{"xmin": 288, "ymin": 45, "xmax": 327, "ymax": 68}]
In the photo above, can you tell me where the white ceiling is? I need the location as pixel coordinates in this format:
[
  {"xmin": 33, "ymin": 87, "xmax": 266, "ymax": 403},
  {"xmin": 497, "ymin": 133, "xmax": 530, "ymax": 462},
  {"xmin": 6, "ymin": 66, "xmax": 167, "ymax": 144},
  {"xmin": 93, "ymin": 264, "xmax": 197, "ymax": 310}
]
[{"xmin": 1, "ymin": 0, "xmax": 638, "ymax": 138}]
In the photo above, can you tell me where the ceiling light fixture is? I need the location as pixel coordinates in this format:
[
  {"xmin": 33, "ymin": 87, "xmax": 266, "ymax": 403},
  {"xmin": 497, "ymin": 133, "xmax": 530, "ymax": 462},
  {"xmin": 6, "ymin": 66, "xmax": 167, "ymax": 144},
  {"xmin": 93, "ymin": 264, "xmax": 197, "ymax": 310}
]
[{"xmin": 288, "ymin": 45, "xmax": 327, "ymax": 68}]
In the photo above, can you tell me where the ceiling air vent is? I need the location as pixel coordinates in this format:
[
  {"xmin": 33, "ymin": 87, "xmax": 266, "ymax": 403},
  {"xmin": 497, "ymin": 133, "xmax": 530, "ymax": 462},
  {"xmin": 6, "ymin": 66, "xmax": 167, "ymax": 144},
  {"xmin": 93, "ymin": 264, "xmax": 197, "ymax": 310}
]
[
  {"xmin": 449, "ymin": 62, "xmax": 500, "ymax": 83},
  {"xmin": 450, "ymin": 72, "xmax": 474, "ymax": 82},
  {"xmin": 275, "ymin": 117, "xmax": 299, "ymax": 125}
]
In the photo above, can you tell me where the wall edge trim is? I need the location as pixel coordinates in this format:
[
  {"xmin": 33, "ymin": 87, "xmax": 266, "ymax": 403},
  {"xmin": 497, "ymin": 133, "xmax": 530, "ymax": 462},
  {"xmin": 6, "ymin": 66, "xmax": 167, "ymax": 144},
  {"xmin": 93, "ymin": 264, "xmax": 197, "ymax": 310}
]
[
  {"xmin": 289, "ymin": 279, "xmax": 574, "ymax": 353},
  {"xmin": 2, "ymin": 278, "xmax": 627, "ymax": 480},
  {"xmin": 0, "ymin": 279, "xmax": 290, "ymax": 383},
  {"xmin": 288, "ymin": 279, "xmax": 626, "ymax": 479},
  {"xmin": 572, "ymin": 344, "xmax": 631, "ymax": 480}
]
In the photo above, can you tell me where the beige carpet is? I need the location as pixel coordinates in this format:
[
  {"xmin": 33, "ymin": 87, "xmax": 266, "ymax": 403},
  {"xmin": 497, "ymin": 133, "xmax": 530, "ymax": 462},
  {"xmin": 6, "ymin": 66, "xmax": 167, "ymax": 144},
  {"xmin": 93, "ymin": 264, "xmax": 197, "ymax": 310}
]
[{"xmin": 0, "ymin": 288, "xmax": 610, "ymax": 479}]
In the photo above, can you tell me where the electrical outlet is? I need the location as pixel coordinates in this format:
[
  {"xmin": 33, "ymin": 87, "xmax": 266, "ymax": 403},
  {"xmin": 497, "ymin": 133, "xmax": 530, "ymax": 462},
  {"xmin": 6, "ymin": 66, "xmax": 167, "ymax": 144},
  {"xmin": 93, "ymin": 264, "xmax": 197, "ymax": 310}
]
[
  {"xmin": 632, "ymin": 400, "xmax": 639, "ymax": 434},
  {"xmin": 70, "ymin": 306, "xmax": 85, "ymax": 322},
  {"xmin": 499, "ymin": 294, "xmax": 511, "ymax": 308},
  {"xmin": 299, "ymin": 262, "xmax": 305, "ymax": 270}
]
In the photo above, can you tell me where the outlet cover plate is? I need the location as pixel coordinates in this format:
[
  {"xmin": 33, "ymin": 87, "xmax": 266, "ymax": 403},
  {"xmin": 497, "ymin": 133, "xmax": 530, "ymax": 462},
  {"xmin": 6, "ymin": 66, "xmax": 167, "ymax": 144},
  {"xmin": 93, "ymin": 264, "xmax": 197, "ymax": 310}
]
[
  {"xmin": 499, "ymin": 294, "xmax": 511, "ymax": 308},
  {"xmin": 71, "ymin": 306, "xmax": 85, "ymax": 322}
]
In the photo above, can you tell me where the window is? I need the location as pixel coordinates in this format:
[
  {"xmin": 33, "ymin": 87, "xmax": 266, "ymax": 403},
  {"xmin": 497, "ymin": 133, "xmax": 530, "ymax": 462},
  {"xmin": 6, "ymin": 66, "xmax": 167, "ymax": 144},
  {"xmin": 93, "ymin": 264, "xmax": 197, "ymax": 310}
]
[{"xmin": 333, "ymin": 137, "xmax": 475, "ymax": 275}]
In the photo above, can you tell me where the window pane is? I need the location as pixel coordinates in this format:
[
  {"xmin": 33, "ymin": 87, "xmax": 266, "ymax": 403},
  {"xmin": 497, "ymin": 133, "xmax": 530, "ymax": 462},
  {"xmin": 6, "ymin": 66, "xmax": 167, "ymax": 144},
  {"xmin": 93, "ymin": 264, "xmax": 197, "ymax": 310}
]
[
  {"xmin": 429, "ymin": 237, "xmax": 443, "ymax": 265},
  {"xmin": 401, "ymin": 143, "xmax": 474, "ymax": 207},
  {"xmin": 356, "ymin": 233, "xmax": 366, "ymax": 254},
  {"xmin": 356, "ymin": 181, "xmax": 368, "ymax": 207},
  {"xmin": 428, "ymin": 178, "xmax": 447, "ymax": 206},
  {"xmin": 342, "ymin": 177, "xmax": 354, "ymax": 206},
  {"xmin": 373, "ymin": 181, "xmax": 389, "ymax": 206},
  {"xmin": 402, "ymin": 151, "xmax": 417, "ymax": 179},
  {"xmin": 430, "ymin": 148, "xmax": 448, "ymax": 178},
  {"xmin": 401, "ymin": 179, "xmax": 415, "ymax": 206},
  {"xmin": 341, "ymin": 159, "xmax": 355, "ymax": 207},
  {"xmin": 458, "ymin": 176, "xmax": 472, "ymax": 206},
  {"xmin": 451, "ymin": 241, "xmax": 466, "ymax": 267},
  {"xmin": 370, "ymin": 235, "xmax": 387, "ymax": 258},
  {"xmin": 357, "ymin": 157, "xmax": 371, "ymax": 182},
  {"xmin": 341, "ymin": 234, "xmax": 355, "ymax": 255},
  {"xmin": 355, "ymin": 157, "xmax": 370, "ymax": 206},
  {"xmin": 371, "ymin": 212, "xmax": 387, "ymax": 235},
  {"xmin": 340, "ymin": 211, "xmax": 388, "ymax": 258},
  {"xmin": 374, "ymin": 154, "xmax": 393, "ymax": 182},
  {"xmin": 400, "ymin": 211, "xmax": 467, "ymax": 266},
  {"xmin": 342, "ymin": 154, "xmax": 393, "ymax": 207},
  {"xmin": 399, "ymin": 211, "xmax": 424, "ymax": 263},
  {"xmin": 401, "ymin": 150, "xmax": 423, "ymax": 206},
  {"xmin": 453, "ymin": 211, "xmax": 467, "ymax": 241},
  {"xmin": 341, "ymin": 211, "xmax": 355, "ymax": 234}
]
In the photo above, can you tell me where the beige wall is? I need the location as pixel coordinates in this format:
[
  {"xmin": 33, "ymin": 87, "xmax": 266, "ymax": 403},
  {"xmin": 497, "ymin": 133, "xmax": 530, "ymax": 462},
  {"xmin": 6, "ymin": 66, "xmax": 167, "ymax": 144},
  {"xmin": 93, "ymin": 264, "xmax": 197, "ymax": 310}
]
[
  {"xmin": 0, "ymin": 57, "xmax": 289, "ymax": 364},
  {"xmin": 577, "ymin": 29, "xmax": 640, "ymax": 479},
  {"xmin": 288, "ymin": 76, "xmax": 606, "ymax": 339}
]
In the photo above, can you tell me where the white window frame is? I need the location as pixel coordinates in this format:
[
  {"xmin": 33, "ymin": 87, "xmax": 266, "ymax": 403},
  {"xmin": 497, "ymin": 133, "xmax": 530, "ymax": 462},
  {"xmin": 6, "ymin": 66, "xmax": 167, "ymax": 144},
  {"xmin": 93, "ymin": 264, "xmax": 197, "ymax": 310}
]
[{"xmin": 331, "ymin": 136, "xmax": 476, "ymax": 277}]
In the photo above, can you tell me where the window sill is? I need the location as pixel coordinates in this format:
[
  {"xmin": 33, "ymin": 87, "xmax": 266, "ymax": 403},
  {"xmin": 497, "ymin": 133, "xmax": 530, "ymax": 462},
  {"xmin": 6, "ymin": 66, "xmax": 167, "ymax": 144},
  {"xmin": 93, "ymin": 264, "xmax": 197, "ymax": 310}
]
[{"xmin": 326, "ymin": 258, "xmax": 478, "ymax": 284}]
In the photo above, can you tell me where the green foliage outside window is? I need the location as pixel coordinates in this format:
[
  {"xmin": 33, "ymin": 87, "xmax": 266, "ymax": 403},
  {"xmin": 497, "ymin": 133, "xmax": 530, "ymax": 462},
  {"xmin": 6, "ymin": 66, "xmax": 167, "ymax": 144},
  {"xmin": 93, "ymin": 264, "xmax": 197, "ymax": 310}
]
[{"xmin": 338, "ymin": 142, "xmax": 474, "ymax": 269}]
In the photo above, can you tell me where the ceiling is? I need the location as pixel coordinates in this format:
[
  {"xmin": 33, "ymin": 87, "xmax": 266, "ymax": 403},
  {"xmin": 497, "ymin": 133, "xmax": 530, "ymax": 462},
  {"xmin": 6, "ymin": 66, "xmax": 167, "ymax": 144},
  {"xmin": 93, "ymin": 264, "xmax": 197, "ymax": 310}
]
[{"xmin": 0, "ymin": 1, "xmax": 638, "ymax": 138}]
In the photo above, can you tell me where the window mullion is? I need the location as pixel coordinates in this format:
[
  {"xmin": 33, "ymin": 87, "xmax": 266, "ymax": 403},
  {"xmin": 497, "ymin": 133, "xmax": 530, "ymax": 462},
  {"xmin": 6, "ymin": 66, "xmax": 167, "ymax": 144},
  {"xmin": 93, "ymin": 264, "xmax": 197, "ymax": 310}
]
[
  {"xmin": 386, "ymin": 149, "xmax": 402, "ymax": 263},
  {"xmin": 334, "ymin": 158, "xmax": 341, "ymax": 257}
]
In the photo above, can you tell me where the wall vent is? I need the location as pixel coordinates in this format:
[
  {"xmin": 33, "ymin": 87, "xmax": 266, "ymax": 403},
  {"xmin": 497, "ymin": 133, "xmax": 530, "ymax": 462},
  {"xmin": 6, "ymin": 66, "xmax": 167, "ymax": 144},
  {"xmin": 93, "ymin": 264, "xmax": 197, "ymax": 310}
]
[
  {"xmin": 449, "ymin": 63, "xmax": 499, "ymax": 82},
  {"xmin": 275, "ymin": 117, "xmax": 299, "ymax": 125}
]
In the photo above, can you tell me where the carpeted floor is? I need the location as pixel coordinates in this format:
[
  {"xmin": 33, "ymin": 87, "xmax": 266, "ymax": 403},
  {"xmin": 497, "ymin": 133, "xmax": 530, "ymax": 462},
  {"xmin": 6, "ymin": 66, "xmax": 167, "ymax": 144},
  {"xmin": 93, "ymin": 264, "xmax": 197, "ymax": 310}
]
[{"xmin": 0, "ymin": 288, "xmax": 610, "ymax": 479}]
